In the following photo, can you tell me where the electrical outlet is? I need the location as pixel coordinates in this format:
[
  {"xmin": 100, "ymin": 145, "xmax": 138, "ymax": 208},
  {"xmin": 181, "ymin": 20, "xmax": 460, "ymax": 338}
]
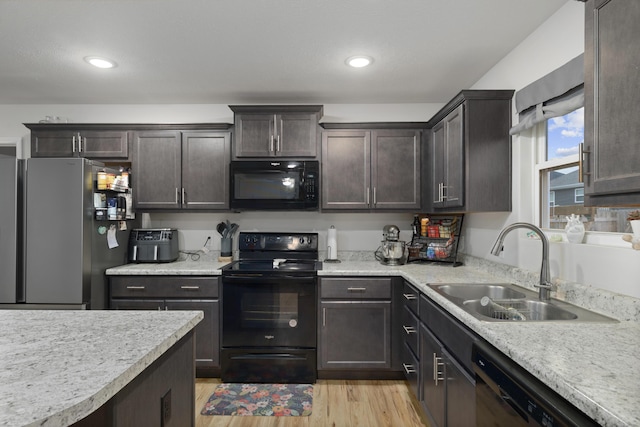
[{"xmin": 161, "ymin": 389, "xmax": 171, "ymax": 426}]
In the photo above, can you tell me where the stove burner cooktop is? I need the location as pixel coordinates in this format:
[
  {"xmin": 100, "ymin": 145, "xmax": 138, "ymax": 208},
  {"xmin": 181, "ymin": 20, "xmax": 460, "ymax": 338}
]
[
  {"xmin": 222, "ymin": 259, "xmax": 322, "ymax": 273},
  {"xmin": 222, "ymin": 232, "xmax": 321, "ymax": 275}
]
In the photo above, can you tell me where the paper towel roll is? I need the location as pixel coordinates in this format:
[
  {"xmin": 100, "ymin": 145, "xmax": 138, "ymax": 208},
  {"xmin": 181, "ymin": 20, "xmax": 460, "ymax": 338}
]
[{"xmin": 327, "ymin": 226, "xmax": 338, "ymax": 260}]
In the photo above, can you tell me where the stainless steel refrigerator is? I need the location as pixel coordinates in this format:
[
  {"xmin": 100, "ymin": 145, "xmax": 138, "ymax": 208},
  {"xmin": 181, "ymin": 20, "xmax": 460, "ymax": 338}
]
[{"xmin": 0, "ymin": 157, "xmax": 135, "ymax": 309}]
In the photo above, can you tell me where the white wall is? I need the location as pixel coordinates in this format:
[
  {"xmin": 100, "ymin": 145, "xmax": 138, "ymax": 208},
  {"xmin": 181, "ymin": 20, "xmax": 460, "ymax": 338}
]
[
  {"xmin": 468, "ymin": 1, "xmax": 640, "ymax": 299},
  {"xmin": 2, "ymin": 1, "xmax": 637, "ymax": 298}
]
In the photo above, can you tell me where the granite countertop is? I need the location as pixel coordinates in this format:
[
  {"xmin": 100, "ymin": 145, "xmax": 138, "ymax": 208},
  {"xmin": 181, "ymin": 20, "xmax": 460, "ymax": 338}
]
[
  {"xmin": 0, "ymin": 310, "xmax": 203, "ymax": 427},
  {"xmin": 104, "ymin": 258, "xmax": 640, "ymax": 426}
]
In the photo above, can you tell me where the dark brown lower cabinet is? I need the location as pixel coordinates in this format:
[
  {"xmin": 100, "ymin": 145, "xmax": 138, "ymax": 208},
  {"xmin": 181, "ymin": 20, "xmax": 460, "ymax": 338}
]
[
  {"xmin": 317, "ymin": 277, "xmax": 402, "ymax": 379},
  {"xmin": 109, "ymin": 276, "xmax": 220, "ymax": 376},
  {"xmin": 73, "ymin": 331, "xmax": 195, "ymax": 427},
  {"xmin": 417, "ymin": 294, "xmax": 476, "ymax": 427}
]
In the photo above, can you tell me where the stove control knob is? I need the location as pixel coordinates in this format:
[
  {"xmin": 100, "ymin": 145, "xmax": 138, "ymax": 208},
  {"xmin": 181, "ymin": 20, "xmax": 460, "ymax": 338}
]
[{"xmin": 299, "ymin": 237, "xmax": 305, "ymax": 245}]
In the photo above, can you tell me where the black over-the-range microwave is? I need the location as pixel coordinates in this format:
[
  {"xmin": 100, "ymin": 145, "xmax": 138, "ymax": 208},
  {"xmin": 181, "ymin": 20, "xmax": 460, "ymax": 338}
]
[{"xmin": 230, "ymin": 160, "xmax": 319, "ymax": 210}]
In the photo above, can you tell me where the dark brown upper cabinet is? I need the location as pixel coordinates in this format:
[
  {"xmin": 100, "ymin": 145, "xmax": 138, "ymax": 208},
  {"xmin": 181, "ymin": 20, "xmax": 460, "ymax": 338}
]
[
  {"xmin": 424, "ymin": 90, "xmax": 514, "ymax": 213},
  {"xmin": 25, "ymin": 124, "xmax": 129, "ymax": 160},
  {"xmin": 583, "ymin": 0, "xmax": 640, "ymax": 206},
  {"xmin": 230, "ymin": 105, "xmax": 322, "ymax": 159},
  {"xmin": 132, "ymin": 125, "xmax": 231, "ymax": 211},
  {"xmin": 320, "ymin": 124, "xmax": 424, "ymax": 211}
]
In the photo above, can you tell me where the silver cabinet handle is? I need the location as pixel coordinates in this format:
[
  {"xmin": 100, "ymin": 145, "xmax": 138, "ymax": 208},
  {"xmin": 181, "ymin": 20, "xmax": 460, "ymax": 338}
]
[
  {"xmin": 181, "ymin": 188, "xmax": 186, "ymax": 206},
  {"xmin": 579, "ymin": 143, "xmax": 591, "ymax": 184},
  {"xmin": 269, "ymin": 135, "xmax": 274, "ymax": 153},
  {"xmin": 180, "ymin": 285, "xmax": 200, "ymax": 290},
  {"xmin": 132, "ymin": 245, "xmax": 138, "ymax": 261},
  {"xmin": 403, "ymin": 325, "xmax": 417, "ymax": 335},
  {"xmin": 366, "ymin": 187, "xmax": 370, "ymax": 205},
  {"xmin": 373, "ymin": 187, "xmax": 376, "ymax": 205},
  {"xmin": 433, "ymin": 353, "xmax": 445, "ymax": 385},
  {"xmin": 276, "ymin": 135, "xmax": 281, "ymax": 153},
  {"xmin": 153, "ymin": 245, "xmax": 158, "ymax": 261},
  {"xmin": 175, "ymin": 188, "xmax": 179, "ymax": 204},
  {"xmin": 126, "ymin": 286, "xmax": 145, "ymax": 290},
  {"xmin": 434, "ymin": 182, "xmax": 443, "ymax": 203},
  {"xmin": 402, "ymin": 363, "xmax": 416, "ymax": 374},
  {"xmin": 347, "ymin": 287, "xmax": 367, "ymax": 292},
  {"xmin": 79, "ymin": 135, "xmax": 84, "ymax": 153},
  {"xmin": 403, "ymin": 293, "xmax": 417, "ymax": 300},
  {"xmin": 322, "ymin": 307, "xmax": 326, "ymax": 327},
  {"xmin": 72, "ymin": 135, "xmax": 77, "ymax": 153}
]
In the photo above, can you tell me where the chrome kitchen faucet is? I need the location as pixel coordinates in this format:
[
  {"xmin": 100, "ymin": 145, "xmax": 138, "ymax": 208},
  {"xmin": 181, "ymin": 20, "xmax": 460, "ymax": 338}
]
[{"xmin": 491, "ymin": 222, "xmax": 553, "ymax": 301}]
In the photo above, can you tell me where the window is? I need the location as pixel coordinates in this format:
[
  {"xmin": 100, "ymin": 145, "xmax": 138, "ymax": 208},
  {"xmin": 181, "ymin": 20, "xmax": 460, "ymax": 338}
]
[{"xmin": 537, "ymin": 107, "xmax": 635, "ymax": 234}]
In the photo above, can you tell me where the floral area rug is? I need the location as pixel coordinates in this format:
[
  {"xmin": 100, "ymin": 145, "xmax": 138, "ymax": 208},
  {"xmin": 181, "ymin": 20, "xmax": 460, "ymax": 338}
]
[{"xmin": 200, "ymin": 383, "xmax": 313, "ymax": 416}]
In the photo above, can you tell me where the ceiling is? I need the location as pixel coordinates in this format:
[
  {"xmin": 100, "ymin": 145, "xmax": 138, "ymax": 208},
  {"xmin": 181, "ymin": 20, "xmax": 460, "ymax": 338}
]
[{"xmin": 0, "ymin": 0, "xmax": 569, "ymax": 105}]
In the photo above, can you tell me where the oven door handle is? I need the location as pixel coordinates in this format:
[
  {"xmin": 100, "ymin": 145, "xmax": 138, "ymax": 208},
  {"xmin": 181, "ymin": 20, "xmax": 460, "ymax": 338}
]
[
  {"xmin": 230, "ymin": 353, "xmax": 309, "ymax": 361},
  {"xmin": 497, "ymin": 385, "xmax": 529, "ymax": 422}
]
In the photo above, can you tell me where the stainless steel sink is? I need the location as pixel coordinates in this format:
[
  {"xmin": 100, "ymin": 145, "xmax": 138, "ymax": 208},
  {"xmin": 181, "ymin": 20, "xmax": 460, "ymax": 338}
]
[
  {"xmin": 463, "ymin": 299, "xmax": 578, "ymax": 321},
  {"xmin": 433, "ymin": 283, "xmax": 527, "ymax": 301},
  {"xmin": 428, "ymin": 283, "xmax": 617, "ymax": 323}
]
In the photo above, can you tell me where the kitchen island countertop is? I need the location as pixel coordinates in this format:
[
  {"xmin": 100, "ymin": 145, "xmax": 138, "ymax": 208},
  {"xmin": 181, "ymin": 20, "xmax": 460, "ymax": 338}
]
[
  {"xmin": 105, "ymin": 258, "xmax": 640, "ymax": 426},
  {"xmin": 0, "ymin": 309, "xmax": 203, "ymax": 427}
]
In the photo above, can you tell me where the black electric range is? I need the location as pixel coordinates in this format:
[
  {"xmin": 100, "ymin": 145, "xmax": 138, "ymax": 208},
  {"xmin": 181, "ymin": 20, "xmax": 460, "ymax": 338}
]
[{"xmin": 220, "ymin": 232, "xmax": 321, "ymax": 383}]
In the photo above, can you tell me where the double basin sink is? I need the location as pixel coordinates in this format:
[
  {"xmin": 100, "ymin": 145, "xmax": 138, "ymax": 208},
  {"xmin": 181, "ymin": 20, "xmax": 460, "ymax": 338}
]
[{"xmin": 428, "ymin": 283, "xmax": 617, "ymax": 322}]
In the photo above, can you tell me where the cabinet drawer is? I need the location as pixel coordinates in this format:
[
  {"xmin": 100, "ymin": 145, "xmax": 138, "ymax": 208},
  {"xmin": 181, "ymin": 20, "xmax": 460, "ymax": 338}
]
[
  {"xmin": 402, "ymin": 281, "xmax": 419, "ymax": 315},
  {"xmin": 402, "ymin": 305, "xmax": 420, "ymax": 356},
  {"xmin": 110, "ymin": 276, "xmax": 219, "ymax": 298},
  {"xmin": 320, "ymin": 277, "xmax": 391, "ymax": 299},
  {"xmin": 420, "ymin": 294, "xmax": 477, "ymax": 373},
  {"xmin": 402, "ymin": 342, "xmax": 420, "ymax": 400}
]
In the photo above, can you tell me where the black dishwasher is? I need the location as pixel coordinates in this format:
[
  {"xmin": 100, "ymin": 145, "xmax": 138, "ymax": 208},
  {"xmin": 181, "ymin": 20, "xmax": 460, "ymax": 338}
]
[{"xmin": 473, "ymin": 341, "xmax": 599, "ymax": 427}]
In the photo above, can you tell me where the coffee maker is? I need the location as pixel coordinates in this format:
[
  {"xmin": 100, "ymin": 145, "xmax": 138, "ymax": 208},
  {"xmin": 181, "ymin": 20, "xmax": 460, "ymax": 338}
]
[{"xmin": 375, "ymin": 224, "xmax": 407, "ymax": 265}]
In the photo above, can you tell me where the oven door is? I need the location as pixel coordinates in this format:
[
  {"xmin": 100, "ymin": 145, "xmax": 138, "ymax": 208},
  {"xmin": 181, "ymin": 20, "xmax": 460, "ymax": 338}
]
[{"xmin": 222, "ymin": 274, "xmax": 317, "ymax": 348}]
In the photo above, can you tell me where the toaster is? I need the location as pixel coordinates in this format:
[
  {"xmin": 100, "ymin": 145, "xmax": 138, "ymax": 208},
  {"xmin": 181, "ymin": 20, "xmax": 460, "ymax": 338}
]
[{"xmin": 128, "ymin": 228, "xmax": 179, "ymax": 263}]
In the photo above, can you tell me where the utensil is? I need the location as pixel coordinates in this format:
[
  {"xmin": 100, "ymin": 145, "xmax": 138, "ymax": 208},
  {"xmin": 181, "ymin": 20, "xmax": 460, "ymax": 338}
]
[
  {"xmin": 216, "ymin": 222, "xmax": 226, "ymax": 237},
  {"xmin": 228, "ymin": 223, "xmax": 239, "ymax": 237}
]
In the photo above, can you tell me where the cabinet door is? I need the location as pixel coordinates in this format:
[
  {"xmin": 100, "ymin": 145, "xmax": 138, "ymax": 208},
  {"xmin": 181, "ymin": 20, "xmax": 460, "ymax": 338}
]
[
  {"xmin": 31, "ymin": 130, "xmax": 76, "ymax": 157},
  {"xmin": 182, "ymin": 131, "xmax": 230, "ymax": 209},
  {"xmin": 443, "ymin": 347, "xmax": 475, "ymax": 427},
  {"xmin": 319, "ymin": 301, "xmax": 391, "ymax": 369},
  {"xmin": 419, "ymin": 323, "xmax": 445, "ymax": 427},
  {"xmin": 132, "ymin": 130, "xmax": 182, "ymax": 209},
  {"xmin": 165, "ymin": 299, "xmax": 220, "ymax": 369},
  {"xmin": 276, "ymin": 113, "xmax": 317, "ymax": 157},
  {"xmin": 584, "ymin": 0, "xmax": 640, "ymax": 204},
  {"xmin": 321, "ymin": 130, "xmax": 371, "ymax": 209},
  {"xmin": 443, "ymin": 104, "xmax": 464, "ymax": 208},
  {"xmin": 432, "ymin": 105, "xmax": 464, "ymax": 209},
  {"xmin": 234, "ymin": 114, "xmax": 274, "ymax": 157},
  {"xmin": 79, "ymin": 130, "xmax": 129, "ymax": 159},
  {"xmin": 371, "ymin": 129, "xmax": 421, "ymax": 209}
]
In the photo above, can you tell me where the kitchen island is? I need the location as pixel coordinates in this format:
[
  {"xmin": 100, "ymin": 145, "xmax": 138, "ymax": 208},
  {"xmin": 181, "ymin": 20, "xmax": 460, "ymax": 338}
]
[
  {"xmin": 107, "ymin": 257, "xmax": 640, "ymax": 426},
  {"xmin": 0, "ymin": 309, "xmax": 203, "ymax": 427}
]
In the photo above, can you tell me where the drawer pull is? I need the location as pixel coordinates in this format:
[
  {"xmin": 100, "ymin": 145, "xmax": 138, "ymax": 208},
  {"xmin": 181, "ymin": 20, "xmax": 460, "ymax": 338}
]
[
  {"xmin": 402, "ymin": 363, "xmax": 416, "ymax": 374},
  {"xmin": 403, "ymin": 293, "xmax": 417, "ymax": 300},
  {"xmin": 347, "ymin": 287, "xmax": 367, "ymax": 292},
  {"xmin": 403, "ymin": 325, "xmax": 417, "ymax": 335},
  {"xmin": 180, "ymin": 285, "xmax": 201, "ymax": 290},
  {"xmin": 125, "ymin": 286, "xmax": 146, "ymax": 290}
]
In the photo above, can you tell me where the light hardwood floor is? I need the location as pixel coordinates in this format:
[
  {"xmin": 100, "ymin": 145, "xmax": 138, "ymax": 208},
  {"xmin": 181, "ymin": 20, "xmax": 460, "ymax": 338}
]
[{"xmin": 195, "ymin": 379, "xmax": 428, "ymax": 427}]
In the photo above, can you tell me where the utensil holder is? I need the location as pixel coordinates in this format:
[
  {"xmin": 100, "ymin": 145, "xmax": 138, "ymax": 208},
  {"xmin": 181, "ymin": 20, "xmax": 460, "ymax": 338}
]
[{"xmin": 221, "ymin": 237, "xmax": 232, "ymax": 257}]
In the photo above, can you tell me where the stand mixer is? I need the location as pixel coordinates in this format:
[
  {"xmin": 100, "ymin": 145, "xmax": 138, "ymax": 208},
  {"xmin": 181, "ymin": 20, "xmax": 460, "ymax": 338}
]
[{"xmin": 375, "ymin": 224, "xmax": 407, "ymax": 265}]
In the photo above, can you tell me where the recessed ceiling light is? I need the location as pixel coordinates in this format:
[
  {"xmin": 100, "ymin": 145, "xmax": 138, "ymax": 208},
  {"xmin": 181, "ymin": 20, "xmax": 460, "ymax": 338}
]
[
  {"xmin": 84, "ymin": 56, "xmax": 117, "ymax": 69},
  {"xmin": 346, "ymin": 56, "xmax": 373, "ymax": 68}
]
